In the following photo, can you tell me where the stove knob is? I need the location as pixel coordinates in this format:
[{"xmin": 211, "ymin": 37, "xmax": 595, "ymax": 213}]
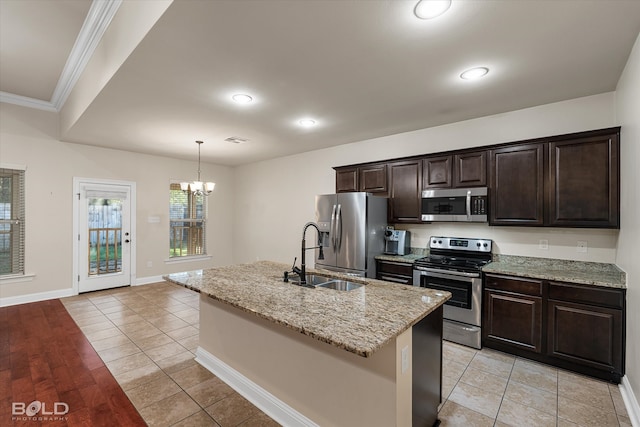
[
  {"xmin": 483, "ymin": 243, "xmax": 488, "ymax": 247},
  {"xmin": 438, "ymin": 240, "xmax": 442, "ymax": 244},
  {"xmin": 476, "ymin": 242, "xmax": 481, "ymax": 247}
]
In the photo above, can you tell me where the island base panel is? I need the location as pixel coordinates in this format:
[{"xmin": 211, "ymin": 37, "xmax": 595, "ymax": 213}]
[{"xmin": 198, "ymin": 295, "xmax": 416, "ymax": 426}]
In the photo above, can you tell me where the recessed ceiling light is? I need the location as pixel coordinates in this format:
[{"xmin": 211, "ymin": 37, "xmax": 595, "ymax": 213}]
[
  {"xmin": 231, "ymin": 93, "xmax": 253, "ymax": 104},
  {"xmin": 414, "ymin": 0, "xmax": 452, "ymax": 19},
  {"xmin": 460, "ymin": 67, "xmax": 489, "ymax": 80},
  {"xmin": 298, "ymin": 118, "xmax": 317, "ymax": 127}
]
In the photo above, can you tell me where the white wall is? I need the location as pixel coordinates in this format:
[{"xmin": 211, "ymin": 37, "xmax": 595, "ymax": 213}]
[
  {"xmin": 0, "ymin": 103, "xmax": 234, "ymax": 301},
  {"xmin": 233, "ymin": 92, "xmax": 618, "ymax": 266},
  {"xmin": 615, "ymin": 32, "xmax": 640, "ymax": 409}
]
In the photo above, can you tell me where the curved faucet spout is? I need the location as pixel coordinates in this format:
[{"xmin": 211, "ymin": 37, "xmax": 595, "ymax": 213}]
[{"xmin": 296, "ymin": 222, "xmax": 325, "ymax": 284}]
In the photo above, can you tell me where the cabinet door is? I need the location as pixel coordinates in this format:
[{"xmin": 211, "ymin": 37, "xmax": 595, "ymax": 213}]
[
  {"xmin": 335, "ymin": 167, "xmax": 358, "ymax": 193},
  {"xmin": 483, "ymin": 289, "xmax": 543, "ymax": 353},
  {"xmin": 389, "ymin": 160, "xmax": 422, "ymax": 223},
  {"xmin": 547, "ymin": 299, "xmax": 623, "ymax": 374},
  {"xmin": 454, "ymin": 151, "xmax": 487, "ymax": 187},
  {"xmin": 422, "ymin": 155, "xmax": 452, "ymax": 189},
  {"xmin": 359, "ymin": 164, "xmax": 388, "ymax": 194},
  {"xmin": 490, "ymin": 143, "xmax": 544, "ymax": 225},
  {"xmin": 548, "ymin": 133, "xmax": 619, "ymax": 227}
]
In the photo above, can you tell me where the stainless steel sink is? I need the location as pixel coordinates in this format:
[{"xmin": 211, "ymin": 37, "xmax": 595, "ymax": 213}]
[
  {"xmin": 289, "ymin": 274, "xmax": 334, "ymax": 287},
  {"xmin": 288, "ymin": 274, "xmax": 363, "ymax": 291},
  {"xmin": 315, "ymin": 280, "xmax": 363, "ymax": 291}
]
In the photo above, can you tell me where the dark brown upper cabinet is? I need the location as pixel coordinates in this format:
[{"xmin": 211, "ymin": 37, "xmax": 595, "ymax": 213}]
[
  {"xmin": 490, "ymin": 143, "xmax": 545, "ymax": 226},
  {"xmin": 423, "ymin": 151, "xmax": 487, "ymax": 189},
  {"xmin": 423, "ymin": 155, "xmax": 452, "ymax": 189},
  {"xmin": 359, "ymin": 164, "xmax": 388, "ymax": 194},
  {"xmin": 335, "ymin": 167, "xmax": 358, "ymax": 193},
  {"xmin": 388, "ymin": 159, "xmax": 422, "ymax": 223},
  {"xmin": 454, "ymin": 151, "xmax": 487, "ymax": 187},
  {"xmin": 335, "ymin": 163, "xmax": 387, "ymax": 194},
  {"xmin": 548, "ymin": 132, "xmax": 619, "ymax": 228}
]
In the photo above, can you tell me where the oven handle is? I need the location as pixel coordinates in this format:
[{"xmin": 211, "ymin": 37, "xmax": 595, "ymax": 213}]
[
  {"xmin": 414, "ymin": 266, "xmax": 481, "ymax": 279},
  {"xmin": 466, "ymin": 190, "xmax": 472, "ymax": 220}
]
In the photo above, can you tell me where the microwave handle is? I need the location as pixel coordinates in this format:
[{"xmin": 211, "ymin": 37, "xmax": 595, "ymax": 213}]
[{"xmin": 466, "ymin": 190, "xmax": 472, "ymax": 220}]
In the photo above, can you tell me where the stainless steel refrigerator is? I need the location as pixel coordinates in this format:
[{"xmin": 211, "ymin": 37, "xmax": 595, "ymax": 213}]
[{"xmin": 314, "ymin": 192, "xmax": 387, "ymax": 277}]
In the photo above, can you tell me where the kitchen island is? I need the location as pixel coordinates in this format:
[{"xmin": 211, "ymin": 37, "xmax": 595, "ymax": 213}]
[{"xmin": 164, "ymin": 260, "xmax": 450, "ymax": 427}]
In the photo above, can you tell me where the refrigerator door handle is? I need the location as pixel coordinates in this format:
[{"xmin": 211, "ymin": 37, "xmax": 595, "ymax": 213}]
[
  {"xmin": 330, "ymin": 204, "xmax": 338, "ymax": 250},
  {"xmin": 336, "ymin": 204, "xmax": 342, "ymax": 250}
]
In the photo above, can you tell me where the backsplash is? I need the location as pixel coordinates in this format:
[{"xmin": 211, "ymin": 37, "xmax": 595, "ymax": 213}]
[{"xmin": 395, "ymin": 223, "xmax": 618, "ymax": 264}]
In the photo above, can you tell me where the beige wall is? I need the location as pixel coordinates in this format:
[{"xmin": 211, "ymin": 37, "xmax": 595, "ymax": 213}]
[
  {"xmin": 0, "ymin": 103, "xmax": 234, "ymax": 301},
  {"xmin": 615, "ymin": 32, "xmax": 640, "ymax": 402},
  {"xmin": 233, "ymin": 92, "xmax": 618, "ymax": 266}
]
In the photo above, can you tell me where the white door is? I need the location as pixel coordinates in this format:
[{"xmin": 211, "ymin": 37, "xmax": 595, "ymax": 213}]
[{"xmin": 77, "ymin": 182, "xmax": 133, "ymax": 293}]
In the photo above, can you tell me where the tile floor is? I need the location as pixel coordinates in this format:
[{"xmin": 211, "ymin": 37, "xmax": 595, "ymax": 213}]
[{"xmin": 61, "ymin": 282, "xmax": 632, "ymax": 427}]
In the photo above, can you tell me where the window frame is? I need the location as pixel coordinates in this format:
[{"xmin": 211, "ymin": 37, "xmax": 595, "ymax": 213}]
[
  {"xmin": 0, "ymin": 165, "xmax": 26, "ymax": 277},
  {"xmin": 168, "ymin": 182, "xmax": 208, "ymax": 260}
]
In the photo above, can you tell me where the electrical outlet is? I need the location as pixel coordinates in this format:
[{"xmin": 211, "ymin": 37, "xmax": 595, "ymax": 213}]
[
  {"xmin": 401, "ymin": 346, "xmax": 409, "ymax": 373},
  {"xmin": 577, "ymin": 241, "xmax": 588, "ymax": 253},
  {"xmin": 539, "ymin": 239, "xmax": 548, "ymax": 250},
  {"xmin": 146, "ymin": 261, "xmax": 153, "ymax": 268}
]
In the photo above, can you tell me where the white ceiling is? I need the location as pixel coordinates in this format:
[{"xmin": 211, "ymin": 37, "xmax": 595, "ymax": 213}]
[{"xmin": 2, "ymin": 0, "xmax": 640, "ymax": 166}]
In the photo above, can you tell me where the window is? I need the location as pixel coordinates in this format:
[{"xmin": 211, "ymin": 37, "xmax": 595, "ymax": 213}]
[
  {"xmin": 169, "ymin": 183, "xmax": 206, "ymax": 257},
  {"xmin": 0, "ymin": 168, "xmax": 25, "ymax": 276}
]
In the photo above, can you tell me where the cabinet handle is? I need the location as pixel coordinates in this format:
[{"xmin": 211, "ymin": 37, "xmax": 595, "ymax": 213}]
[{"xmin": 380, "ymin": 275, "xmax": 410, "ymax": 284}]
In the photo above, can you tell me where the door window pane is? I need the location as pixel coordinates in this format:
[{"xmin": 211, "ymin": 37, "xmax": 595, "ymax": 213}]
[{"xmin": 88, "ymin": 198, "xmax": 122, "ymax": 275}]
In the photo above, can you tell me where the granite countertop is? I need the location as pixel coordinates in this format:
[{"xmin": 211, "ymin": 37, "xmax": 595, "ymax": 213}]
[
  {"xmin": 482, "ymin": 255, "xmax": 626, "ymax": 289},
  {"xmin": 375, "ymin": 253, "xmax": 424, "ymax": 263},
  {"xmin": 163, "ymin": 260, "xmax": 450, "ymax": 358}
]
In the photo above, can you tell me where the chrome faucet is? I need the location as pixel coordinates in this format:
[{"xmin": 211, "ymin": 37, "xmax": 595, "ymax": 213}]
[{"xmin": 292, "ymin": 222, "xmax": 325, "ymax": 285}]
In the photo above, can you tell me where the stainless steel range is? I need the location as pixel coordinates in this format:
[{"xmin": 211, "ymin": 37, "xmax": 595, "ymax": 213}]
[{"xmin": 413, "ymin": 236, "xmax": 492, "ymax": 349}]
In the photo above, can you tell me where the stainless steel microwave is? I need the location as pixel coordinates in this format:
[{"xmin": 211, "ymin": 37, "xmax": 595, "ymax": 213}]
[{"xmin": 421, "ymin": 188, "xmax": 488, "ymax": 222}]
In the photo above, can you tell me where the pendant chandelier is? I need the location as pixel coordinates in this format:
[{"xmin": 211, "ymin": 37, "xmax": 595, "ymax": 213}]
[{"xmin": 180, "ymin": 140, "xmax": 215, "ymax": 196}]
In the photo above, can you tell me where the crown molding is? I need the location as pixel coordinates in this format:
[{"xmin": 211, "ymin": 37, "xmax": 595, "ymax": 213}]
[
  {"xmin": 51, "ymin": 0, "xmax": 123, "ymax": 110},
  {"xmin": 0, "ymin": 0, "xmax": 122, "ymax": 113},
  {"xmin": 0, "ymin": 92, "xmax": 57, "ymax": 112}
]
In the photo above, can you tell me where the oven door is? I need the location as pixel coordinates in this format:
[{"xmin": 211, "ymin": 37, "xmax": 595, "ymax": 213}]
[{"xmin": 413, "ymin": 267, "xmax": 482, "ymax": 327}]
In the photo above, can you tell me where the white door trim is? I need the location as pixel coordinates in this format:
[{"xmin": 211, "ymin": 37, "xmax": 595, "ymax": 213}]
[{"xmin": 72, "ymin": 177, "xmax": 137, "ymax": 295}]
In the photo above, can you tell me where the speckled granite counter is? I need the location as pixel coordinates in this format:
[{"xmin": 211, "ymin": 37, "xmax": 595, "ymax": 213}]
[
  {"xmin": 164, "ymin": 260, "xmax": 450, "ymax": 357},
  {"xmin": 482, "ymin": 255, "xmax": 626, "ymax": 289},
  {"xmin": 375, "ymin": 253, "xmax": 424, "ymax": 264}
]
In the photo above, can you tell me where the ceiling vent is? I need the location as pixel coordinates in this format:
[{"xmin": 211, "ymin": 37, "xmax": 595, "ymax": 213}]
[{"xmin": 224, "ymin": 136, "xmax": 249, "ymax": 144}]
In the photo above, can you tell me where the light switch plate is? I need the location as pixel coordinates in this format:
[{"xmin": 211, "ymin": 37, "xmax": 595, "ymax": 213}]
[{"xmin": 539, "ymin": 239, "xmax": 549, "ymax": 250}]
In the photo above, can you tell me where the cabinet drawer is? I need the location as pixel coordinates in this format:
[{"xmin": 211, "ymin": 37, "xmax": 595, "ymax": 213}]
[
  {"xmin": 484, "ymin": 274, "xmax": 542, "ymax": 296},
  {"xmin": 377, "ymin": 260, "xmax": 413, "ymax": 276},
  {"xmin": 548, "ymin": 282, "xmax": 624, "ymax": 309}
]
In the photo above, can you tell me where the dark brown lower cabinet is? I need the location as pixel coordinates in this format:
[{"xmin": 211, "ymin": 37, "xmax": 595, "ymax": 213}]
[
  {"xmin": 376, "ymin": 260, "xmax": 413, "ymax": 285},
  {"xmin": 483, "ymin": 274, "xmax": 625, "ymax": 383},
  {"xmin": 483, "ymin": 275, "xmax": 543, "ymax": 353}
]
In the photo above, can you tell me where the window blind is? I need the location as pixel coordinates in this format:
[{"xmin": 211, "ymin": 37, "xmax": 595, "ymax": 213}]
[{"xmin": 0, "ymin": 168, "xmax": 25, "ymax": 275}]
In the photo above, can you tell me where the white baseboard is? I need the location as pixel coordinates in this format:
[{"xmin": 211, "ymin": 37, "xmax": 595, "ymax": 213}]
[
  {"xmin": 195, "ymin": 347, "xmax": 319, "ymax": 427},
  {"xmin": 0, "ymin": 288, "xmax": 74, "ymax": 307},
  {"xmin": 620, "ymin": 376, "xmax": 640, "ymax": 427},
  {"xmin": 134, "ymin": 275, "xmax": 165, "ymax": 286}
]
